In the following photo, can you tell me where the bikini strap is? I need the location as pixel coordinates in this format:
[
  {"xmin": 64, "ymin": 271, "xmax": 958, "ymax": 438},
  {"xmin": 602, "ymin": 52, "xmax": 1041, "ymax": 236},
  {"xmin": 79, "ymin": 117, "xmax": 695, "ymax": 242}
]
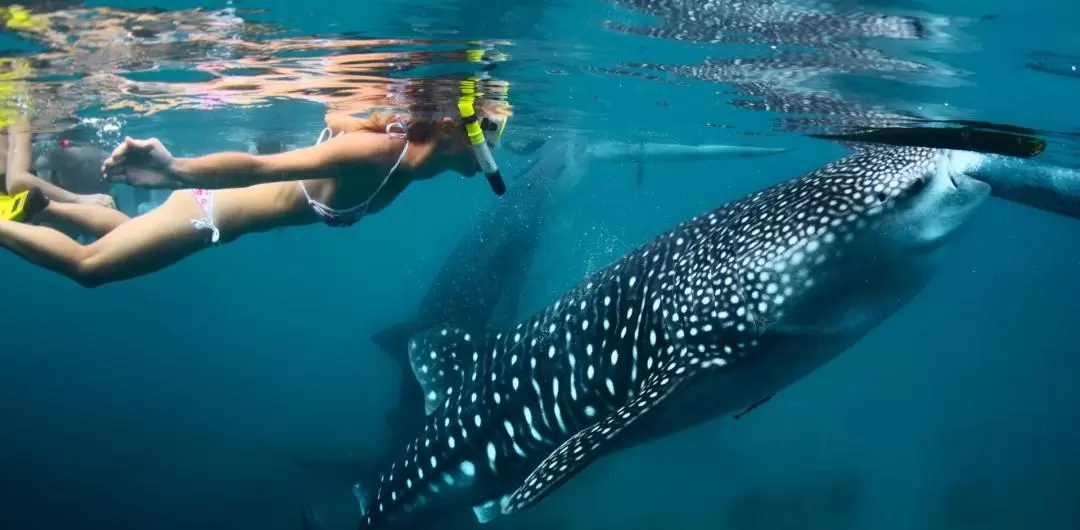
[
  {"xmin": 340, "ymin": 122, "xmax": 409, "ymax": 217},
  {"xmin": 301, "ymin": 126, "xmax": 349, "ymax": 201},
  {"xmin": 301, "ymin": 120, "xmax": 409, "ymax": 223}
]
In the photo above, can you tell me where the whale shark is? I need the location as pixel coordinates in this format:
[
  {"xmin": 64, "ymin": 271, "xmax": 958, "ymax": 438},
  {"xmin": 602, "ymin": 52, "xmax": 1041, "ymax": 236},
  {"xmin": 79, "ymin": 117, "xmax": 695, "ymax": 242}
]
[
  {"xmin": 347, "ymin": 145, "xmax": 1076, "ymax": 530},
  {"xmin": 603, "ymin": 0, "xmax": 948, "ymax": 47},
  {"xmin": 288, "ymin": 136, "xmax": 792, "ymax": 487}
]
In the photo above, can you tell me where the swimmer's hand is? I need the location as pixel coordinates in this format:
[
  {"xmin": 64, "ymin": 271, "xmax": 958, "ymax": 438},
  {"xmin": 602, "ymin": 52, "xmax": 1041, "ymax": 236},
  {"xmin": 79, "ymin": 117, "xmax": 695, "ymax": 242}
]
[
  {"xmin": 76, "ymin": 193, "xmax": 116, "ymax": 209},
  {"xmin": 102, "ymin": 137, "xmax": 178, "ymax": 188}
]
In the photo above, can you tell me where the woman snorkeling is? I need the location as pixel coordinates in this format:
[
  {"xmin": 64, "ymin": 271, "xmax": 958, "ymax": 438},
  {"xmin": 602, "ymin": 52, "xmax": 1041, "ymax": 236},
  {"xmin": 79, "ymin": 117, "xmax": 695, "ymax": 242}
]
[{"xmin": 0, "ymin": 103, "xmax": 510, "ymax": 287}]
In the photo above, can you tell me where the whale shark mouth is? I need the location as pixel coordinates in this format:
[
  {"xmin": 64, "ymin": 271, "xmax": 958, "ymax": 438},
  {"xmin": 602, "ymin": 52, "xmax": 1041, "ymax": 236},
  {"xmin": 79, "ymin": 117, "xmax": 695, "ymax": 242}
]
[{"xmin": 924, "ymin": 169, "xmax": 991, "ymax": 245}]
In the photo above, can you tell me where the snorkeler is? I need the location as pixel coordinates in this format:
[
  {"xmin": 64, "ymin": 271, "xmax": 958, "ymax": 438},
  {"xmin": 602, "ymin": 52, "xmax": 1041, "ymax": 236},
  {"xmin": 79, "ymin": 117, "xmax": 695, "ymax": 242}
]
[
  {"xmin": 1, "ymin": 45, "xmax": 119, "ymax": 222},
  {"xmin": 0, "ymin": 101, "xmax": 510, "ymax": 287},
  {"xmin": 1, "ymin": 122, "xmax": 120, "ymax": 223},
  {"xmin": 25, "ymin": 129, "xmax": 116, "ymax": 208}
]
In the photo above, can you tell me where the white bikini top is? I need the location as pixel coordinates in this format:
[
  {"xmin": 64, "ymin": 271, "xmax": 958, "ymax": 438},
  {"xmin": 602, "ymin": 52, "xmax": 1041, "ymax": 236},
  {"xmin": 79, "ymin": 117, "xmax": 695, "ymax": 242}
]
[{"xmin": 299, "ymin": 122, "xmax": 409, "ymax": 227}]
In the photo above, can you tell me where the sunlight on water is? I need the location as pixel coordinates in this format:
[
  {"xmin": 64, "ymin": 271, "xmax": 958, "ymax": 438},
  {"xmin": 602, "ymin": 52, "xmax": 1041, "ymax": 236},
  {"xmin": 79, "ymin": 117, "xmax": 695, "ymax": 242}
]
[{"xmin": 2, "ymin": 0, "xmax": 1075, "ymax": 162}]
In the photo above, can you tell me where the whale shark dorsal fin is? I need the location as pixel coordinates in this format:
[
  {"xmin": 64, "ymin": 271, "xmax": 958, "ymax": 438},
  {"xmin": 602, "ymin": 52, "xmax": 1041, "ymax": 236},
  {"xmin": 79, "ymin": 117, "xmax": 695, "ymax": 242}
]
[
  {"xmin": 371, "ymin": 317, "xmax": 427, "ymax": 359},
  {"xmin": 407, "ymin": 326, "xmax": 494, "ymax": 416},
  {"xmin": 500, "ymin": 367, "xmax": 697, "ymax": 516}
]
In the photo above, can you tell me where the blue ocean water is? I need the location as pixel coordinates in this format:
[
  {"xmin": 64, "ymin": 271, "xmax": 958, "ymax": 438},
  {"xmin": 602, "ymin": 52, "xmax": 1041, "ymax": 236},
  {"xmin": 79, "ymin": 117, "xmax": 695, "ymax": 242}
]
[{"xmin": 1, "ymin": 1, "xmax": 1078, "ymax": 529}]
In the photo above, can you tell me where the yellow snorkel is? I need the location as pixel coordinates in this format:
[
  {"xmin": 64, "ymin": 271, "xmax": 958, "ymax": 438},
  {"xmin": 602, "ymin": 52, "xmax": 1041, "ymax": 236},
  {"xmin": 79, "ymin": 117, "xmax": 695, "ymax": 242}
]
[{"xmin": 458, "ymin": 77, "xmax": 508, "ymax": 196}]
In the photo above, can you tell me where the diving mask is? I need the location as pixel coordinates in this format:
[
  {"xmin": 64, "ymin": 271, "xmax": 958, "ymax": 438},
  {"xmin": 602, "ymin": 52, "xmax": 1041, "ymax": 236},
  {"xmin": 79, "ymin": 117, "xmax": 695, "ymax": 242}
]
[{"xmin": 479, "ymin": 114, "xmax": 509, "ymax": 148}]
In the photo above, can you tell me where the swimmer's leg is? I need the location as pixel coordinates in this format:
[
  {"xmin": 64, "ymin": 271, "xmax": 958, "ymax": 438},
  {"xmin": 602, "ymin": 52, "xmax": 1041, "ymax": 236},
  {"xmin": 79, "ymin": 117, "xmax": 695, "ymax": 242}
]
[
  {"xmin": 0, "ymin": 191, "xmax": 209, "ymax": 287},
  {"xmin": 6, "ymin": 123, "xmax": 81, "ymax": 203},
  {"xmin": 38, "ymin": 201, "xmax": 131, "ymax": 238}
]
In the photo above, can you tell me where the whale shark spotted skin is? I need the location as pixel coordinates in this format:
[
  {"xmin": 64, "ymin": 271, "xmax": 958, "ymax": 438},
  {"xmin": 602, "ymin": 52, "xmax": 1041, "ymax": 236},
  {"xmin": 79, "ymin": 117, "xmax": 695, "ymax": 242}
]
[
  {"xmin": 351, "ymin": 145, "xmax": 1008, "ymax": 529},
  {"xmin": 604, "ymin": 0, "xmax": 944, "ymax": 47},
  {"xmin": 287, "ymin": 137, "xmax": 792, "ymax": 493},
  {"xmin": 370, "ymin": 136, "xmax": 792, "ymax": 362}
]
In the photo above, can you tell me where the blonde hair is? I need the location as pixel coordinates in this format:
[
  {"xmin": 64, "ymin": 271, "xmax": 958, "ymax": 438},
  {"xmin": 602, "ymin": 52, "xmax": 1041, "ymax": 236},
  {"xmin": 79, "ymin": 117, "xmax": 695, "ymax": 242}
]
[{"xmin": 348, "ymin": 101, "xmax": 512, "ymax": 144}]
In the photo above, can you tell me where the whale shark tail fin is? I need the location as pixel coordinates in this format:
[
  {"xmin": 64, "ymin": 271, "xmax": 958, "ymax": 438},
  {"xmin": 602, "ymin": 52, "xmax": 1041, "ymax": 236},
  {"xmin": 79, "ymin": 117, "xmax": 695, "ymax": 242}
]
[{"xmin": 371, "ymin": 318, "xmax": 428, "ymax": 360}]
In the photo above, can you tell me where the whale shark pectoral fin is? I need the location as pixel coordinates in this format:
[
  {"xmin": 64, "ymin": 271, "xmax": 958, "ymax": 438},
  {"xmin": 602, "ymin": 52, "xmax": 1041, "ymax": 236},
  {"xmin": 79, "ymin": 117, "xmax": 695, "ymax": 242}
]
[
  {"xmin": 407, "ymin": 326, "xmax": 495, "ymax": 416},
  {"xmin": 500, "ymin": 370, "xmax": 694, "ymax": 516}
]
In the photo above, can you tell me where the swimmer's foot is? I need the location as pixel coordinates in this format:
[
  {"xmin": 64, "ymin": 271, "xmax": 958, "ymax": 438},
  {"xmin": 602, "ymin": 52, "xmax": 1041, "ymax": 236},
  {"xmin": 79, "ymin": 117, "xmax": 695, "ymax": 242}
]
[
  {"xmin": 76, "ymin": 193, "xmax": 117, "ymax": 209},
  {"xmin": 22, "ymin": 188, "xmax": 49, "ymax": 222}
]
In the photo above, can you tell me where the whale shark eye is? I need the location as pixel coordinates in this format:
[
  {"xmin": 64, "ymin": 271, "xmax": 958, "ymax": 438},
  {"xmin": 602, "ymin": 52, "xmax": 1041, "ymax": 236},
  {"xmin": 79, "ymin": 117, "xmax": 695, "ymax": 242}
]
[
  {"xmin": 892, "ymin": 177, "xmax": 928, "ymax": 202},
  {"xmin": 908, "ymin": 177, "xmax": 928, "ymax": 195}
]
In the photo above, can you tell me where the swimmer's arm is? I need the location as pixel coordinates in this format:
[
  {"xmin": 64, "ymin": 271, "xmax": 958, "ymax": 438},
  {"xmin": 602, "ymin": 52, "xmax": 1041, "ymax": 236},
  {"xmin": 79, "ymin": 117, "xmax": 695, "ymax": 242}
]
[
  {"xmin": 324, "ymin": 112, "xmax": 366, "ymax": 135},
  {"xmin": 4, "ymin": 124, "xmax": 84, "ymax": 203},
  {"xmin": 167, "ymin": 133, "xmax": 388, "ymax": 188}
]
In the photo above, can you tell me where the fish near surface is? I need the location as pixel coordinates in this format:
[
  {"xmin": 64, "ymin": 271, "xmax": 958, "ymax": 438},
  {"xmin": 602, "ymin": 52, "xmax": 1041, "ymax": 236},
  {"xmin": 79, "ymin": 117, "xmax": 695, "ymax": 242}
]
[{"xmin": 352, "ymin": 146, "xmax": 994, "ymax": 529}]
